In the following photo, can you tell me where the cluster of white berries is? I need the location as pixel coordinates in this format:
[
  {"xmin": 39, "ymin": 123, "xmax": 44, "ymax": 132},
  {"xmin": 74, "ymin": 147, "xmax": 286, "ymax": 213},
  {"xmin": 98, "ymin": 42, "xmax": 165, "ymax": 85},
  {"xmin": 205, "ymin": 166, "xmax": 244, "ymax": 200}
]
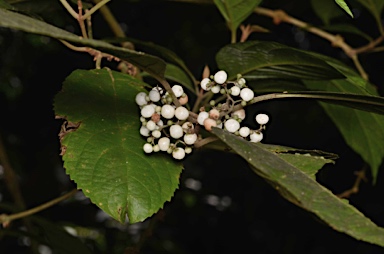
[
  {"xmin": 136, "ymin": 70, "xmax": 269, "ymax": 160},
  {"xmin": 136, "ymin": 85, "xmax": 196, "ymax": 160},
  {"xmin": 198, "ymin": 70, "xmax": 269, "ymax": 143}
]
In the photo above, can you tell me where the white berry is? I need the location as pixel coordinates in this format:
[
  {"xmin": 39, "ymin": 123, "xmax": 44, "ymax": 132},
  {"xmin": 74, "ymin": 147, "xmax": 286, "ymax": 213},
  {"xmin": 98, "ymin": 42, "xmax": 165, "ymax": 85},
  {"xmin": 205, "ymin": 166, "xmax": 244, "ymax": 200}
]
[
  {"xmin": 161, "ymin": 105, "xmax": 175, "ymax": 119},
  {"xmin": 141, "ymin": 104, "xmax": 155, "ymax": 118},
  {"xmin": 172, "ymin": 148, "xmax": 186, "ymax": 160},
  {"xmin": 209, "ymin": 108, "xmax": 220, "ymax": 120},
  {"xmin": 250, "ymin": 132, "xmax": 263, "ymax": 143},
  {"xmin": 146, "ymin": 120, "xmax": 157, "ymax": 131},
  {"xmin": 237, "ymin": 78, "xmax": 246, "ymax": 86},
  {"xmin": 256, "ymin": 113, "xmax": 269, "ymax": 125},
  {"xmin": 200, "ymin": 78, "xmax": 211, "ymax": 91},
  {"xmin": 197, "ymin": 111, "xmax": 209, "ymax": 125},
  {"xmin": 149, "ymin": 89, "xmax": 161, "ymax": 102},
  {"xmin": 214, "ymin": 70, "xmax": 227, "ymax": 84},
  {"xmin": 175, "ymin": 106, "xmax": 189, "ymax": 121},
  {"xmin": 153, "ymin": 144, "xmax": 160, "ymax": 152},
  {"xmin": 185, "ymin": 147, "xmax": 193, "ymax": 154},
  {"xmin": 140, "ymin": 126, "xmax": 150, "ymax": 137},
  {"xmin": 211, "ymin": 85, "xmax": 221, "ymax": 94},
  {"xmin": 172, "ymin": 85, "xmax": 184, "ymax": 98},
  {"xmin": 239, "ymin": 127, "xmax": 250, "ymax": 137},
  {"xmin": 184, "ymin": 133, "xmax": 197, "ymax": 145},
  {"xmin": 170, "ymin": 125, "xmax": 183, "ymax": 139},
  {"xmin": 240, "ymin": 88, "xmax": 254, "ymax": 102},
  {"xmin": 158, "ymin": 137, "xmax": 170, "ymax": 151},
  {"xmin": 225, "ymin": 119, "xmax": 240, "ymax": 133},
  {"xmin": 230, "ymin": 86, "xmax": 241, "ymax": 96},
  {"xmin": 135, "ymin": 92, "xmax": 148, "ymax": 106},
  {"xmin": 232, "ymin": 109, "xmax": 246, "ymax": 120},
  {"xmin": 152, "ymin": 130, "xmax": 162, "ymax": 139},
  {"xmin": 182, "ymin": 121, "xmax": 194, "ymax": 131},
  {"xmin": 143, "ymin": 143, "xmax": 153, "ymax": 153}
]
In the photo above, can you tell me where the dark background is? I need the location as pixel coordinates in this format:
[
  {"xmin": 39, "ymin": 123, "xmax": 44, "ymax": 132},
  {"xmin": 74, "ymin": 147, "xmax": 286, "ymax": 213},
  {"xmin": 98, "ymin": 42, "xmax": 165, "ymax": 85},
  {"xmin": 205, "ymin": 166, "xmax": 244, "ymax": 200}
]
[{"xmin": 1, "ymin": 0, "xmax": 384, "ymax": 253}]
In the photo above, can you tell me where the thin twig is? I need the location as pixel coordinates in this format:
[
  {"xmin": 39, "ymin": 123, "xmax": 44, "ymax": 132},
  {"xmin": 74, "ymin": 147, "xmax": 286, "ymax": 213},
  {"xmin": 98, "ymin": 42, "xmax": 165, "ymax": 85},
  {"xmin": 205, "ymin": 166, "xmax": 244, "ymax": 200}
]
[
  {"xmin": 59, "ymin": 0, "xmax": 79, "ymax": 19},
  {"xmin": 0, "ymin": 189, "xmax": 78, "ymax": 225},
  {"xmin": 77, "ymin": 0, "xmax": 88, "ymax": 38},
  {"xmin": 253, "ymin": 7, "xmax": 378, "ymax": 80},
  {"xmin": 337, "ymin": 167, "xmax": 367, "ymax": 199},
  {"xmin": 82, "ymin": 0, "xmax": 111, "ymax": 20}
]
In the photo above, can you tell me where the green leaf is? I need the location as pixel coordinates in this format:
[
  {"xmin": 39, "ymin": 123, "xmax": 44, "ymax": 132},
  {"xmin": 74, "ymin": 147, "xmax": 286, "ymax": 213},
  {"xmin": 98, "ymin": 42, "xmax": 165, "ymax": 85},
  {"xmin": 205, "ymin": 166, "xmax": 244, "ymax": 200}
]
[
  {"xmin": 164, "ymin": 64, "xmax": 195, "ymax": 93},
  {"xmin": 211, "ymin": 128, "xmax": 384, "ymax": 247},
  {"xmin": 105, "ymin": 37, "xmax": 197, "ymax": 93},
  {"xmin": 213, "ymin": 0, "xmax": 262, "ymax": 38},
  {"xmin": 216, "ymin": 41, "xmax": 345, "ymax": 80},
  {"xmin": 335, "ymin": 0, "xmax": 354, "ymax": 18},
  {"xmin": 311, "ymin": 0, "xmax": 346, "ymax": 25},
  {"xmin": 355, "ymin": 0, "xmax": 384, "ymax": 30},
  {"xmin": 262, "ymin": 144, "xmax": 337, "ymax": 180},
  {"xmin": 54, "ymin": 69, "xmax": 183, "ymax": 223},
  {"xmin": 0, "ymin": 8, "xmax": 166, "ymax": 79},
  {"xmin": 301, "ymin": 53, "xmax": 384, "ymax": 182},
  {"xmin": 32, "ymin": 217, "xmax": 92, "ymax": 254},
  {"xmin": 323, "ymin": 23, "xmax": 373, "ymax": 41},
  {"xmin": 0, "ymin": 0, "xmax": 14, "ymax": 10}
]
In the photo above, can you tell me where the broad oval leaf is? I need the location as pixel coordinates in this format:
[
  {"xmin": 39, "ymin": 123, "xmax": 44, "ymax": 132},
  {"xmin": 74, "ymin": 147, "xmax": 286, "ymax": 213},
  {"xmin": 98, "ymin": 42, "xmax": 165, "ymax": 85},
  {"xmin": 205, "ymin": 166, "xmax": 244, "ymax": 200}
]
[
  {"xmin": 213, "ymin": 0, "xmax": 262, "ymax": 35},
  {"xmin": 211, "ymin": 128, "xmax": 384, "ymax": 247},
  {"xmin": 54, "ymin": 69, "xmax": 183, "ymax": 223},
  {"xmin": 216, "ymin": 41, "xmax": 345, "ymax": 80},
  {"xmin": 0, "ymin": 8, "xmax": 166, "ymax": 79}
]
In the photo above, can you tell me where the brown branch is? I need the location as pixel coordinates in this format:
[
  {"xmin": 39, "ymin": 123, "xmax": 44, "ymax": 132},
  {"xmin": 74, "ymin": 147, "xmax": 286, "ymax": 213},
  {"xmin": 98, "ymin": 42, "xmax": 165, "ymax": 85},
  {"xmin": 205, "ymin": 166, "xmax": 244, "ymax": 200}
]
[
  {"xmin": 337, "ymin": 167, "xmax": 367, "ymax": 199},
  {"xmin": 253, "ymin": 7, "xmax": 384, "ymax": 80}
]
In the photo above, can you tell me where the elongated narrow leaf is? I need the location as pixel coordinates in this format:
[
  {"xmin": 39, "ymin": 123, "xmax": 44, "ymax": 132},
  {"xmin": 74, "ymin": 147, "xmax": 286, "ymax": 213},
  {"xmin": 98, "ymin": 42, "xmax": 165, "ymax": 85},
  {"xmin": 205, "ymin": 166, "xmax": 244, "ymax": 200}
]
[
  {"xmin": 0, "ymin": 8, "xmax": 166, "ymax": 78},
  {"xmin": 335, "ymin": 0, "xmax": 354, "ymax": 17},
  {"xmin": 213, "ymin": 0, "xmax": 262, "ymax": 35},
  {"xmin": 164, "ymin": 63, "xmax": 195, "ymax": 92},
  {"xmin": 54, "ymin": 69, "xmax": 183, "ymax": 223},
  {"xmin": 216, "ymin": 41, "xmax": 345, "ymax": 80},
  {"xmin": 211, "ymin": 128, "xmax": 384, "ymax": 247}
]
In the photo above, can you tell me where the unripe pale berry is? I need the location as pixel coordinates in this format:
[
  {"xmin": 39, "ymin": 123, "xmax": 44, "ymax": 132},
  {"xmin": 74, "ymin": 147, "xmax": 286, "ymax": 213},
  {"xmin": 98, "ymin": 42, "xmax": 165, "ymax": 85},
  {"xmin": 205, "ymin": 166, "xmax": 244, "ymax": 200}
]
[
  {"xmin": 172, "ymin": 85, "xmax": 184, "ymax": 98},
  {"xmin": 141, "ymin": 104, "xmax": 155, "ymax": 118},
  {"xmin": 175, "ymin": 106, "xmax": 189, "ymax": 121},
  {"xmin": 197, "ymin": 111, "xmax": 209, "ymax": 125},
  {"xmin": 239, "ymin": 126, "xmax": 250, "ymax": 137},
  {"xmin": 250, "ymin": 132, "xmax": 263, "ymax": 143},
  {"xmin": 237, "ymin": 78, "xmax": 246, "ymax": 86},
  {"xmin": 203, "ymin": 118, "xmax": 217, "ymax": 131},
  {"xmin": 143, "ymin": 143, "xmax": 153, "ymax": 153},
  {"xmin": 179, "ymin": 94, "xmax": 189, "ymax": 105},
  {"xmin": 157, "ymin": 120, "xmax": 164, "ymax": 128},
  {"xmin": 153, "ymin": 144, "xmax": 160, "ymax": 152},
  {"xmin": 182, "ymin": 121, "xmax": 194, "ymax": 131},
  {"xmin": 149, "ymin": 89, "xmax": 161, "ymax": 102},
  {"xmin": 161, "ymin": 105, "xmax": 175, "ymax": 119},
  {"xmin": 184, "ymin": 133, "xmax": 197, "ymax": 145},
  {"xmin": 185, "ymin": 147, "xmax": 193, "ymax": 154},
  {"xmin": 172, "ymin": 147, "xmax": 185, "ymax": 160},
  {"xmin": 200, "ymin": 78, "xmax": 211, "ymax": 91},
  {"xmin": 158, "ymin": 137, "xmax": 170, "ymax": 151},
  {"xmin": 146, "ymin": 120, "xmax": 157, "ymax": 131},
  {"xmin": 225, "ymin": 119, "xmax": 240, "ymax": 133},
  {"xmin": 232, "ymin": 109, "xmax": 246, "ymax": 120},
  {"xmin": 136, "ymin": 92, "xmax": 148, "ymax": 106},
  {"xmin": 214, "ymin": 70, "xmax": 227, "ymax": 84},
  {"xmin": 170, "ymin": 125, "xmax": 184, "ymax": 139},
  {"xmin": 240, "ymin": 88, "xmax": 254, "ymax": 102},
  {"xmin": 140, "ymin": 126, "xmax": 150, "ymax": 137},
  {"xmin": 256, "ymin": 113, "xmax": 269, "ymax": 125},
  {"xmin": 211, "ymin": 85, "xmax": 221, "ymax": 94},
  {"xmin": 230, "ymin": 86, "xmax": 241, "ymax": 96}
]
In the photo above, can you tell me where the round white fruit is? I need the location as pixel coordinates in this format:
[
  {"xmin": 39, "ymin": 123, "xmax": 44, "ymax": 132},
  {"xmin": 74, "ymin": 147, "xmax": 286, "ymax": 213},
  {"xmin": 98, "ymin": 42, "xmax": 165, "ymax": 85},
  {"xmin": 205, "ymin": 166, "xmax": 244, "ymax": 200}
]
[
  {"xmin": 161, "ymin": 104, "xmax": 175, "ymax": 119},
  {"xmin": 172, "ymin": 85, "xmax": 184, "ymax": 98},
  {"xmin": 135, "ymin": 92, "xmax": 148, "ymax": 106},
  {"xmin": 170, "ymin": 125, "xmax": 184, "ymax": 139},
  {"xmin": 158, "ymin": 137, "xmax": 170, "ymax": 151},
  {"xmin": 184, "ymin": 133, "xmax": 197, "ymax": 145},
  {"xmin": 250, "ymin": 132, "xmax": 263, "ymax": 143},
  {"xmin": 197, "ymin": 111, "xmax": 209, "ymax": 125},
  {"xmin": 230, "ymin": 86, "xmax": 241, "ymax": 96},
  {"xmin": 200, "ymin": 78, "xmax": 211, "ymax": 91},
  {"xmin": 214, "ymin": 70, "xmax": 227, "ymax": 84},
  {"xmin": 172, "ymin": 148, "xmax": 186, "ymax": 160},
  {"xmin": 255, "ymin": 113, "xmax": 269, "ymax": 125},
  {"xmin": 143, "ymin": 143, "xmax": 153, "ymax": 153},
  {"xmin": 175, "ymin": 106, "xmax": 189, "ymax": 121},
  {"xmin": 224, "ymin": 119, "xmax": 240, "ymax": 133},
  {"xmin": 141, "ymin": 104, "xmax": 155, "ymax": 118},
  {"xmin": 240, "ymin": 88, "xmax": 254, "ymax": 102},
  {"xmin": 149, "ymin": 89, "xmax": 161, "ymax": 102},
  {"xmin": 239, "ymin": 126, "xmax": 250, "ymax": 137}
]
